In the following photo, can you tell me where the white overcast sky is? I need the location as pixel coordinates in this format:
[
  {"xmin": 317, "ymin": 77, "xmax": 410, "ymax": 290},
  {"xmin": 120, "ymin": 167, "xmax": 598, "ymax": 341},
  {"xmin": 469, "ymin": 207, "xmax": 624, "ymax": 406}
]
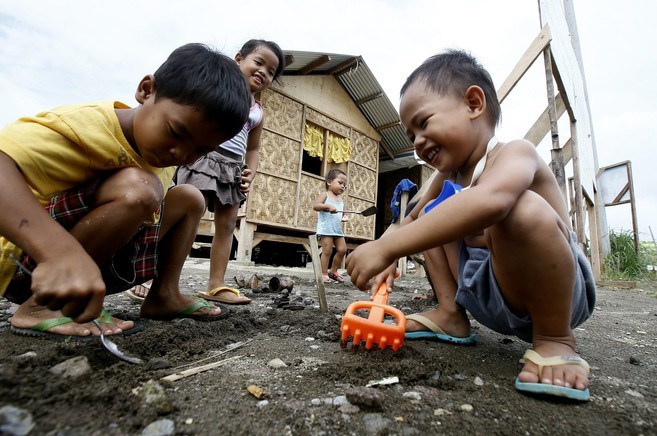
[{"xmin": 1, "ymin": 1, "xmax": 655, "ymax": 240}]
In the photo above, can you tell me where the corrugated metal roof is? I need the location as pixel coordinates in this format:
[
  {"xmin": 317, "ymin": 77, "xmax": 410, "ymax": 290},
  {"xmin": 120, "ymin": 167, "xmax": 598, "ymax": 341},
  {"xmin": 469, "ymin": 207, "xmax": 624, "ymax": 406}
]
[{"xmin": 283, "ymin": 50, "xmax": 413, "ymax": 164}]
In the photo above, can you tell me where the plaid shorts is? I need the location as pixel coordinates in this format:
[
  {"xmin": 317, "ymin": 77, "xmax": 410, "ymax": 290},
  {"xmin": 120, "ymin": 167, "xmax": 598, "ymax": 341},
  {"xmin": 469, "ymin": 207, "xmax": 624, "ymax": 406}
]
[{"xmin": 7, "ymin": 179, "xmax": 163, "ymax": 303}]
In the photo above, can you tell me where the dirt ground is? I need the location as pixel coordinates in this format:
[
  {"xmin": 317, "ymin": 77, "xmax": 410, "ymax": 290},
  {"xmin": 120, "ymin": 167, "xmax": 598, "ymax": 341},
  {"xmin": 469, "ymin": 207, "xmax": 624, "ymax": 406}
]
[{"xmin": 1, "ymin": 256, "xmax": 656, "ymax": 436}]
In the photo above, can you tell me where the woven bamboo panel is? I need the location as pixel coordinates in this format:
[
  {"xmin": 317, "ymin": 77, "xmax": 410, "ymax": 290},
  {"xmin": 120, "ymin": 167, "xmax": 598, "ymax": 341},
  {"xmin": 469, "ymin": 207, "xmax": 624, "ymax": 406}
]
[
  {"xmin": 344, "ymin": 197, "xmax": 375, "ymax": 239},
  {"xmin": 347, "ymin": 163, "xmax": 376, "ymax": 202},
  {"xmin": 350, "ymin": 131, "xmax": 378, "ymax": 169},
  {"xmin": 306, "ymin": 108, "xmax": 350, "ymax": 137},
  {"xmin": 259, "ymin": 130, "xmax": 300, "ymax": 179},
  {"xmin": 261, "ymin": 90, "xmax": 303, "ymax": 139},
  {"xmin": 296, "ymin": 174, "xmax": 325, "ymax": 231},
  {"xmin": 247, "ymin": 174, "xmax": 297, "ymax": 226}
]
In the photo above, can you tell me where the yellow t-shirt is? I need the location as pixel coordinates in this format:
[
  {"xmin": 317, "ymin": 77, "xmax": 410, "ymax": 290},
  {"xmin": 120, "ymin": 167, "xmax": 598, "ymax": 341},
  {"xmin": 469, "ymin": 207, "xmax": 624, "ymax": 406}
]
[{"xmin": 0, "ymin": 101, "xmax": 176, "ymax": 295}]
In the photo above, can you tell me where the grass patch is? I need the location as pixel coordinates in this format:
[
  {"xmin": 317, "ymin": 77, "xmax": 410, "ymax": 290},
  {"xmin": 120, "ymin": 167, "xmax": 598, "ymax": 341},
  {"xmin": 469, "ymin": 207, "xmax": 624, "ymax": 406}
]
[{"xmin": 603, "ymin": 229, "xmax": 657, "ymax": 280}]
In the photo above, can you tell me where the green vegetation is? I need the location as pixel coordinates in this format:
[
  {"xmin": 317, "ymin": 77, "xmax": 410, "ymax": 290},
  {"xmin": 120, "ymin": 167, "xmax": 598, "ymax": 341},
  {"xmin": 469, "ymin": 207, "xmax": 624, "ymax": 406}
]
[{"xmin": 603, "ymin": 229, "xmax": 657, "ymax": 280}]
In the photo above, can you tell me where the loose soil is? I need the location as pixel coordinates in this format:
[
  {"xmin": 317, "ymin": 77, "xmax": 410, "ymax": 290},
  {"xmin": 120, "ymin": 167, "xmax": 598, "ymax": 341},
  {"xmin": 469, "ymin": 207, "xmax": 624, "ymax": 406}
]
[{"xmin": 1, "ymin": 258, "xmax": 656, "ymax": 435}]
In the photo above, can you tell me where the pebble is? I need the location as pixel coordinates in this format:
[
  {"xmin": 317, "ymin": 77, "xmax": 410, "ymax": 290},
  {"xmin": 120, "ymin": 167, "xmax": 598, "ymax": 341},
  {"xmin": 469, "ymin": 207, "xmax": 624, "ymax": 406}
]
[
  {"xmin": 12, "ymin": 352, "xmax": 37, "ymax": 362},
  {"xmin": 141, "ymin": 418, "xmax": 174, "ymax": 436},
  {"xmin": 629, "ymin": 356, "xmax": 642, "ymax": 366},
  {"xmin": 137, "ymin": 380, "xmax": 173, "ymax": 415},
  {"xmin": 402, "ymin": 391, "xmax": 421, "ymax": 401},
  {"xmin": 0, "ymin": 405, "xmax": 34, "ymax": 436},
  {"xmin": 310, "ymin": 398, "xmax": 322, "ymax": 406},
  {"xmin": 256, "ymin": 400, "xmax": 269, "ymax": 408},
  {"xmin": 310, "ymin": 345, "xmax": 320, "ymax": 350},
  {"xmin": 625, "ymin": 389, "xmax": 644, "ymax": 399},
  {"xmin": 304, "ymin": 337, "xmax": 315, "ymax": 341},
  {"xmin": 267, "ymin": 358, "xmax": 287, "ymax": 368},
  {"xmin": 362, "ymin": 413, "xmax": 392, "ymax": 434},
  {"xmin": 49, "ymin": 356, "xmax": 91, "ymax": 380},
  {"xmin": 345, "ymin": 387, "xmax": 384, "ymax": 411},
  {"xmin": 333, "ymin": 395, "xmax": 350, "ymax": 406},
  {"xmin": 338, "ymin": 404, "xmax": 360, "ymax": 414},
  {"xmin": 147, "ymin": 358, "xmax": 173, "ymax": 370},
  {"xmin": 460, "ymin": 404, "xmax": 474, "ymax": 412},
  {"xmin": 474, "ymin": 376, "xmax": 484, "ymax": 386}
]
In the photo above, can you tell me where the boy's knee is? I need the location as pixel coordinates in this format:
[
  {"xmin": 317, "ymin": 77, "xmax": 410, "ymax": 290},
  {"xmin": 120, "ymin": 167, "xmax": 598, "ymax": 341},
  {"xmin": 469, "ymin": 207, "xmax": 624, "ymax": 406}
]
[
  {"xmin": 497, "ymin": 191, "xmax": 558, "ymax": 237},
  {"xmin": 104, "ymin": 167, "xmax": 164, "ymax": 212},
  {"xmin": 166, "ymin": 184, "xmax": 206, "ymax": 215}
]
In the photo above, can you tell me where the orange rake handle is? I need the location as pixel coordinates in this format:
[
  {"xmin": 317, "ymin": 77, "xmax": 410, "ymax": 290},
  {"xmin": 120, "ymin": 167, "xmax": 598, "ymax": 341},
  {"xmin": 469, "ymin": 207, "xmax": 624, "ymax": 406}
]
[{"xmin": 340, "ymin": 280, "xmax": 406, "ymax": 351}]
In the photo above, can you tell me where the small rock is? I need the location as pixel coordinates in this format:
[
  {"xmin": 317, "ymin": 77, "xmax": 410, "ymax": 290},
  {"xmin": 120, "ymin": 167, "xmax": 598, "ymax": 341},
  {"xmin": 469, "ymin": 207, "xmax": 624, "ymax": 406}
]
[
  {"xmin": 339, "ymin": 404, "xmax": 360, "ymax": 414},
  {"xmin": 453, "ymin": 373, "xmax": 467, "ymax": 381},
  {"xmin": 137, "ymin": 380, "xmax": 173, "ymax": 415},
  {"xmin": 333, "ymin": 395, "xmax": 350, "ymax": 406},
  {"xmin": 362, "ymin": 413, "xmax": 392, "ymax": 434},
  {"xmin": 310, "ymin": 398, "xmax": 322, "ymax": 406},
  {"xmin": 625, "ymin": 389, "xmax": 644, "ymax": 399},
  {"xmin": 0, "ymin": 405, "xmax": 34, "ymax": 436},
  {"xmin": 147, "ymin": 358, "xmax": 172, "ymax": 370},
  {"xmin": 629, "ymin": 356, "xmax": 642, "ymax": 366},
  {"xmin": 310, "ymin": 345, "xmax": 320, "ymax": 350},
  {"xmin": 49, "ymin": 356, "xmax": 91, "ymax": 380},
  {"xmin": 474, "ymin": 376, "xmax": 484, "ymax": 386},
  {"xmin": 13, "ymin": 352, "xmax": 37, "ymax": 362},
  {"xmin": 434, "ymin": 408, "xmax": 452, "ymax": 416},
  {"xmin": 256, "ymin": 400, "xmax": 269, "ymax": 408},
  {"xmin": 267, "ymin": 358, "xmax": 287, "ymax": 368},
  {"xmin": 402, "ymin": 391, "xmax": 421, "ymax": 401},
  {"xmin": 304, "ymin": 337, "xmax": 315, "ymax": 342},
  {"xmin": 345, "ymin": 387, "xmax": 384, "ymax": 411},
  {"xmin": 141, "ymin": 418, "xmax": 174, "ymax": 436},
  {"xmin": 460, "ymin": 404, "xmax": 474, "ymax": 412}
]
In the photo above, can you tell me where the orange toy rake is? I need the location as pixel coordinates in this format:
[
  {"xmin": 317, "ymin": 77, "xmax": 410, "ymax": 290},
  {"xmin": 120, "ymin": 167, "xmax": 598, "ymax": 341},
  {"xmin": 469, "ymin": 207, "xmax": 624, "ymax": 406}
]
[{"xmin": 340, "ymin": 278, "xmax": 406, "ymax": 352}]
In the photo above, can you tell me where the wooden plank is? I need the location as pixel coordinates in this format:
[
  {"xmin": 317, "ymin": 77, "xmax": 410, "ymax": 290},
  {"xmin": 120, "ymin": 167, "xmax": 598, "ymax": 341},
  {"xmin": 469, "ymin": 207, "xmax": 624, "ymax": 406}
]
[
  {"xmin": 524, "ymin": 93, "xmax": 566, "ymax": 146},
  {"xmin": 253, "ymin": 232, "xmax": 359, "ymax": 250},
  {"xmin": 308, "ymin": 234, "xmax": 328, "ymax": 313},
  {"xmin": 300, "ymin": 55, "xmax": 331, "ymax": 75},
  {"xmin": 497, "ymin": 24, "xmax": 552, "ymax": 103}
]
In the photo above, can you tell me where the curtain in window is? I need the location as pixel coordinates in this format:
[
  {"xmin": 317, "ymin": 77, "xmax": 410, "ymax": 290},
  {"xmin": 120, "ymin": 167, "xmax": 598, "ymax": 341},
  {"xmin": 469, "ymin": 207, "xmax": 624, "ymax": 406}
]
[
  {"xmin": 303, "ymin": 123, "xmax": 324, "ymax": 158},
  {"xmin": 327, "ymin": 132, "xmax": 352, "ymax": 163}
]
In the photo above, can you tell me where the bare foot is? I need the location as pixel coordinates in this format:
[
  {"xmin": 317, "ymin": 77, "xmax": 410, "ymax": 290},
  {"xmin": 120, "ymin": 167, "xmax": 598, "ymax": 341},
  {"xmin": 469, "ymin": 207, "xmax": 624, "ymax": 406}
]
[
  {"xmin": 11, "ymin": 297, "xmax": 134, "ymax": 337},
  {"xmin": 517, "ymin": 338, "xmax": 590, "ymax": 391},
  {"xmin": 405, "ymin": 308, "xmax": 472, "ymax": 338}
]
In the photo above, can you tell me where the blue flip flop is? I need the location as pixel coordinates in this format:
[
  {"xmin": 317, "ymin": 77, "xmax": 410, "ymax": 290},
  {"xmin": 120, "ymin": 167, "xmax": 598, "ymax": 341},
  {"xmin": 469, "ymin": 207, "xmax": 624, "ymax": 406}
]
[
  {"xmin": 404, "ymin": 314, "xmax": 476, "ymax": 345},
  {"xmin": 514, "ymin": 349, "xmax": 591, "ymax": 401}
]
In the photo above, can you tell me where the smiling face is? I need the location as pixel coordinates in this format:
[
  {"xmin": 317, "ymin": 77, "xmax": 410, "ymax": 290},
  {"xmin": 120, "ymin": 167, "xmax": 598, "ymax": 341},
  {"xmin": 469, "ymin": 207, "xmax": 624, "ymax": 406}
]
[
  {"xmin": 400, "ymin": 80, "xmax": 480, "ymax": 174},
  {"xmin": 120, "ymin": 76, "xmax": 230, "ymax": 168},
  {"xmin": 235, "ymin": 45, "xmax": 280, "ymax": 94}
]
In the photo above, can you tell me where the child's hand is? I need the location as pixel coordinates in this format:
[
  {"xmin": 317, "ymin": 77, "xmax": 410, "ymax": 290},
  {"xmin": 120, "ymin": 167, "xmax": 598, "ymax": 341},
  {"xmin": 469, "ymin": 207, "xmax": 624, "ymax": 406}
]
[
  {"xmin": 239, "ymin": 167, "xmax": 254, "ymax": 193},
  {"xmin": 346, "ymin": 240, "xmax": 396, "ymax": 291},
  {"xmin": 328, "ymin": 205, "xmax": 338, "ymax": 214},
  {"xmin": 341, "ymin": 214, "xmax": 350, "ymax": 222},
  {"xmin": 31, "ymin": 252, "xmax": 106, "ymax": 323}
]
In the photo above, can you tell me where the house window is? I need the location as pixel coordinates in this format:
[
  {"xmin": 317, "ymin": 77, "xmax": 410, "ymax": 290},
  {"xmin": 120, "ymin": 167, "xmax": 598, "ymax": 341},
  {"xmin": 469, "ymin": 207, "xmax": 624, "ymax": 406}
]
[{"xmin": 302, "ymin": 122, "xmax": 352, "ymax": 176}]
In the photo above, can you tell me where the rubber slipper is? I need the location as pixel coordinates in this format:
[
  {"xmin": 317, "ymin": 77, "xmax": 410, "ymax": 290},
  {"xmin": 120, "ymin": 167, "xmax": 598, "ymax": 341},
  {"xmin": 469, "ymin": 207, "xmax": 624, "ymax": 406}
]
[
  {"xmin": 515, "ymin": 349, "xmax": 590, "ymax": 401},
  {"xmin": 10, "ymin": 308, "xmax": 143, "ymax": 340},
  {"xmin": 144, "ymin": 298, "xmax": 230, "ymax": 322},
  {"xmin": 124, "ymin": 283, "xmax": 151, "ymax": 302},
  {"xmin": 404, "ymin": 314, "xmax": 476, "ymax": 345},
  {"xmin": 328, "ymin": 272, "xmax": 344, "ymax": 283},
  {"xmin": 197, "ymin": 286, "xmax": 252, "ymax": 305}
]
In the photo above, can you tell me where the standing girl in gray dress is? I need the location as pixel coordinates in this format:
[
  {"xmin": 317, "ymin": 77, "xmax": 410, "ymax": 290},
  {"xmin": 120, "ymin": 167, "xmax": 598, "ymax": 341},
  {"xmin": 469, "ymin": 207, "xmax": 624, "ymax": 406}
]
[{"xmin": 313, "ymin": 169, "xmax": 349, "ymax": 283}]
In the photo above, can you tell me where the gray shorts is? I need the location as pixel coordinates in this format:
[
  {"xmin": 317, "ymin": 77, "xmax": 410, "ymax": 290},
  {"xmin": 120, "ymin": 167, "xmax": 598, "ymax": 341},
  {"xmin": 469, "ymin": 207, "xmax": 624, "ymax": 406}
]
[{"xmin": 454, "ymin": 229, "xmax": 596, "ymax": 342}]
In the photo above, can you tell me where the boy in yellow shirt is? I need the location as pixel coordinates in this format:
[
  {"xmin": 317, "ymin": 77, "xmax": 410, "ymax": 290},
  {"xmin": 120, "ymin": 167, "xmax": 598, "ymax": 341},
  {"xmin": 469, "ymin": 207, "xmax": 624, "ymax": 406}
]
[
  {"xmin": 0, "ymin": 43, "xmax": 251, "ymax": 337},
  {"xmin": 347, "ymin": 49, "xmax": 595, "ymax": 401}
]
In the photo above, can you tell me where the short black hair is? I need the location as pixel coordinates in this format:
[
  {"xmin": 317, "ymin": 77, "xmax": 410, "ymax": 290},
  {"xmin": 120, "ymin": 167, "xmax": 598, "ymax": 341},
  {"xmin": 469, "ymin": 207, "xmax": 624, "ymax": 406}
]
[
  {"xmin": 325, "ymin": 168, "xmax": 346, "ymax": 187},
  {"xmin": 238, "ymin": 39, "xmax": 286, "ymax": 82},
  {"xmin": 154, "ymin": 43, "xmax": 251, "ymax": 139},
  {"xmin": 401, "ymin": 49, "xmax": 501, "ymax": 127}
]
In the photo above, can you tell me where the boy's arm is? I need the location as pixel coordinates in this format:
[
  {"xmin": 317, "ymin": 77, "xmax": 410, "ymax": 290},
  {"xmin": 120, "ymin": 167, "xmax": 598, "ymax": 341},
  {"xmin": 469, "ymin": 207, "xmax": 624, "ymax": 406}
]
[
  {"xmin": 0, "ymin": 151, "xmax": 105, "ymax": 322},
  {"xmin": 351, "ymin": 170, "xmax": 448, "ymax": 294},
  {"xmin": 348, "ymin": 140, "xmax": 539, "ymax": 290},
  {"xmin": 240, "ymin": 116, "xmax": 264, "ymax": 193},
  {"xmin": 313, "ymin": 192, "xmax": 335, "ymax": 212}
]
